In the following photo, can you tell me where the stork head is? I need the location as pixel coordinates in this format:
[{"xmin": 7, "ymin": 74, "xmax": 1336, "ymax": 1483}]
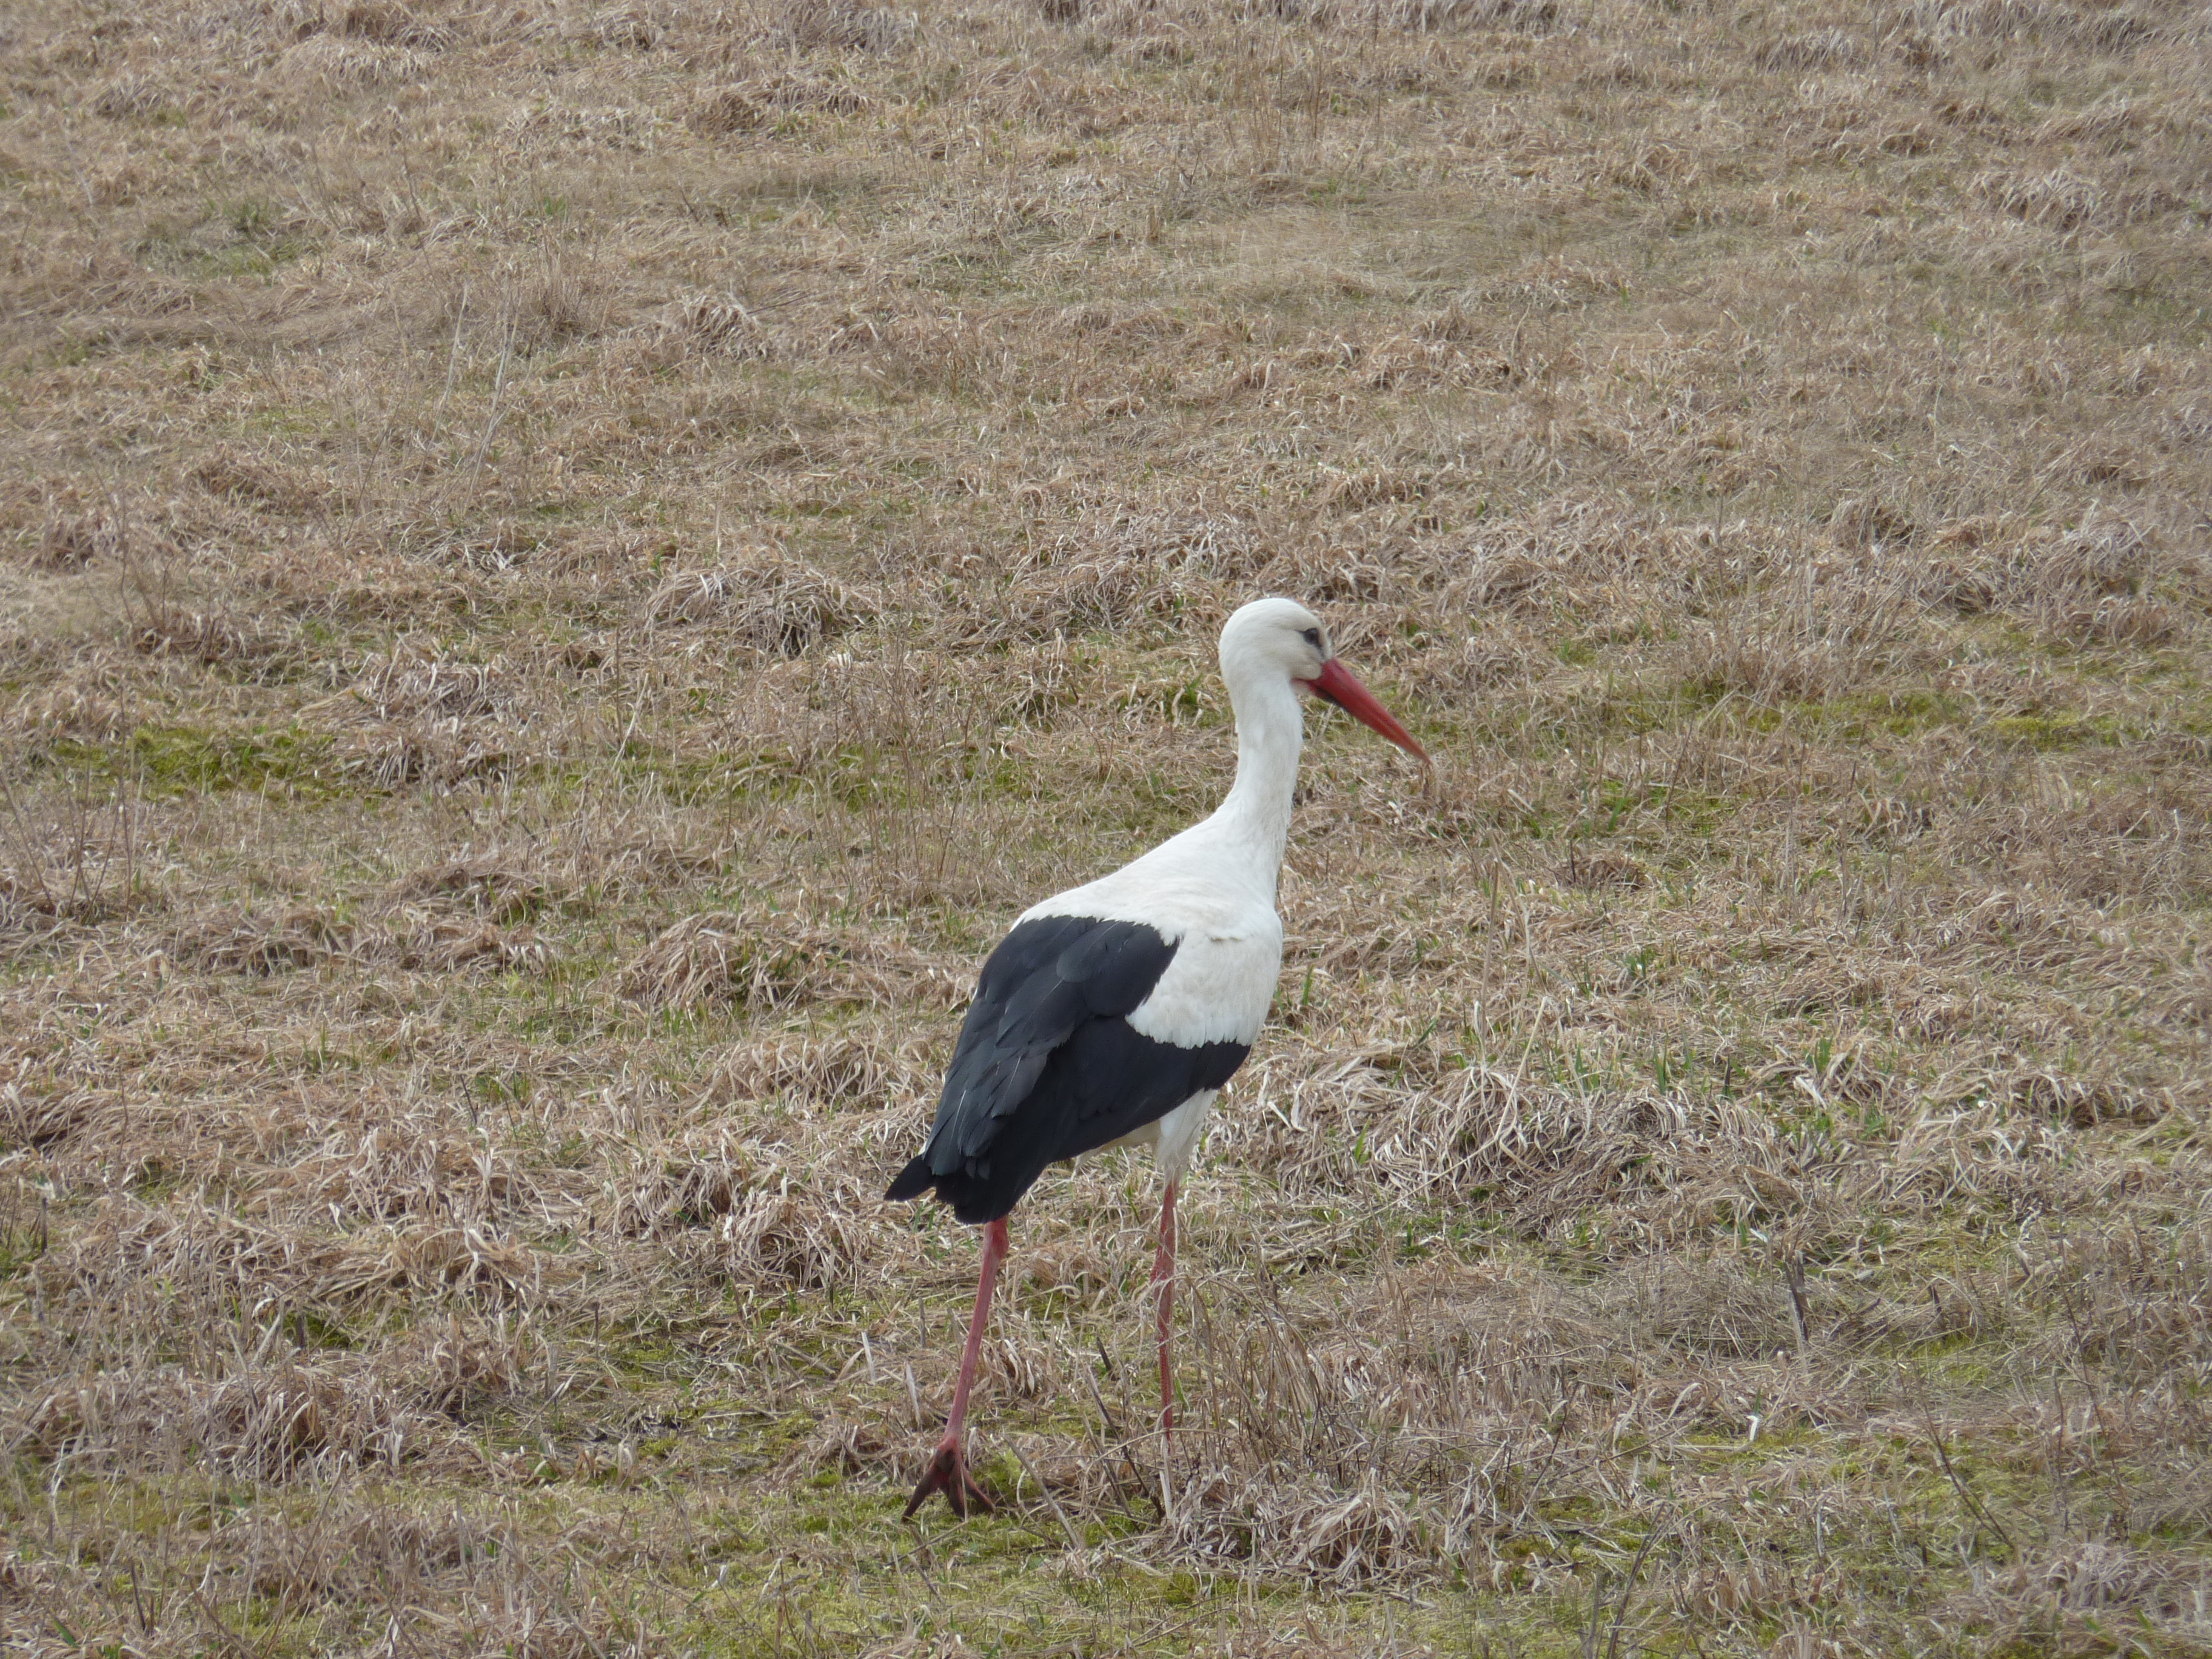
[{"xmin": 1219, "ymin": 597, "xmax": 1429, "ymax": 764}]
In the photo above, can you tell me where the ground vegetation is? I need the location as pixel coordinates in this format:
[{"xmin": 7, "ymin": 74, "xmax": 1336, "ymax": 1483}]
[{"xmin": 2, "ymin": 0, "xmax": 2210, "ymax": 1649}]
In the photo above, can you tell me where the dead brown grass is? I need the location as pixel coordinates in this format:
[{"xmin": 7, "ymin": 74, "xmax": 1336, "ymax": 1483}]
[{"xmin": 1, "ymin": 0, "xmax": 2208, "ymax": 1649}]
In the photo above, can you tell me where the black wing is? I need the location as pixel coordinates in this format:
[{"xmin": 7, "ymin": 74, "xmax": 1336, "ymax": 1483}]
[{"xmin": 885, "ymin": 915, "xmax": 1249, "ymax": 1224}]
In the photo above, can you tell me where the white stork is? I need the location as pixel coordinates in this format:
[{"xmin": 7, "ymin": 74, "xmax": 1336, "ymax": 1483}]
[{"xmin": 885, "ymin": 595, "xmax": 1428, "ymax": 1517}]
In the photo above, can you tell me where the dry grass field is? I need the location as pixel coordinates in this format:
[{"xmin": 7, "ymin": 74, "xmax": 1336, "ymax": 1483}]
[{"xmin": 3, "ymin": 0, "xmax": 2210, "ymax": 1647}]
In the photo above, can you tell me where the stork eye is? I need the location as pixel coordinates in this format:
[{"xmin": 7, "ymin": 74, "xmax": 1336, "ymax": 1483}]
[{"xmin": 1301, "ymin": 628, "xmax": 1322, "ymax": 648}]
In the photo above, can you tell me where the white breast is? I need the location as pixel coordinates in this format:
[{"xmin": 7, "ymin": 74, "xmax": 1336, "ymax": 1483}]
[
  {"xmin": 1024, "ymin": 853, "xmax": 1284, "ymax": 1049},
  {"xmin": 1122, "ymin": 920, "xmax": 1281, "ymax": 1045}
]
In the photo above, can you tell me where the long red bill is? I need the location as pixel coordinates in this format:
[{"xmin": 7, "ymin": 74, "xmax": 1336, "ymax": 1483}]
[{"xmin": 1305, "ymin": 659, "xmax": 1429, "ymax": 765}]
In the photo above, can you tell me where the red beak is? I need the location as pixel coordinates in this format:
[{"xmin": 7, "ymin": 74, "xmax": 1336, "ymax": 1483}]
[{"xmin": 1304, "ymin": 659, "xmax": 1429, "ymax": 765}]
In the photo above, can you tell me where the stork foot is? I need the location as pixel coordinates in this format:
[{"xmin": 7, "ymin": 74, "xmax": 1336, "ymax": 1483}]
[{"xmin": 903, "ymin": 1441, "xmax": 996, "ymax": 1520}]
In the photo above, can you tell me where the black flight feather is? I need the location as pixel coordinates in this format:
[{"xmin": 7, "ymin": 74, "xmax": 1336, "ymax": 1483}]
[{"xmin": 886, "ymin": 915, "xmax": 1250, "ymax": 1224}]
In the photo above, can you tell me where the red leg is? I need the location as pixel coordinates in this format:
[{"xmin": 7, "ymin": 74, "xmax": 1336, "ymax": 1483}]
[
  {"xmin": 1151, "ymin": 1179, "xmax": 1178, "ymax": 1435},
  {"xmin": 904, "ymin": 1217, "xmax": 1007, "ymax": 1519}
]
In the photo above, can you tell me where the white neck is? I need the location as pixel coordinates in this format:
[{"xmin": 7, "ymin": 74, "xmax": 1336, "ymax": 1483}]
[{"xmin": 1198, "ymin": 668, "xmax": 1304, "ymax": 902}]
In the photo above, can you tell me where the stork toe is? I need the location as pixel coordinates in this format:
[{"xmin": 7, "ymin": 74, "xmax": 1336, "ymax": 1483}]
[{"xmin": 903, "ymin": 1442, "xmax": 996, "ymax": 1519}]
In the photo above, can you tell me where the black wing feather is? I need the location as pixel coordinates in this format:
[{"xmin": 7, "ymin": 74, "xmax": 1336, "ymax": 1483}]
[
  {"xmin": 884, "ymin": 915, "xmax": 1250, "ymax": 1224},
  {"xmin": 939, "ymin": 914, "xmax": 1174, "ymax": 1155}
]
